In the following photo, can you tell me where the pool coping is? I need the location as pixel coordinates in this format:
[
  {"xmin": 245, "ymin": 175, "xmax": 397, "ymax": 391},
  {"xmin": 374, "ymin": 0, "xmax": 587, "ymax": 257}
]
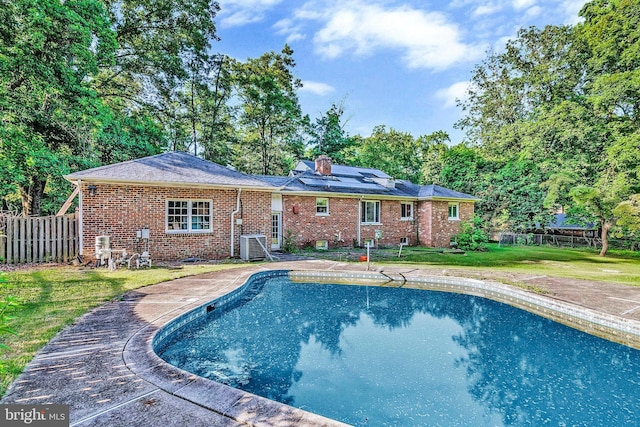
[{"xmin": 131, "ymin": 268, "xmax": 640, "ymax": 427}]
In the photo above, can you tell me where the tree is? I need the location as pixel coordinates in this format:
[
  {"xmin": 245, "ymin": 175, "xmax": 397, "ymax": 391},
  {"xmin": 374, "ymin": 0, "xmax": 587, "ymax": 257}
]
[
  {"xmin": 1, "ymin": 0, "xmax": 219, "ymax": 215},
  {"xmin": 416, "ymin": 130, "xmax": 450, "ymax": 184},
  {"xmin": 233, "ymin": 45, "xmax": 305, "ymax": 175},
  {"xmin": 308, "ymin": 101, "xmax": 354, "ymax": 164},
  {"xmin": 613, "ymin": 194, "xmax": 640, "ymax": 239},
  {"xmin": 0, "ymin": 0, "xmax": 117, "ymax": 215},
  {"xmin": 346, "ymin": 125, "xmax": 423, "ymax": 183}
]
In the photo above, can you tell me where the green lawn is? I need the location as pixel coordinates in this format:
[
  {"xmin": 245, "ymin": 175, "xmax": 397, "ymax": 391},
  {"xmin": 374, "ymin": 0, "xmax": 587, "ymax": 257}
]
[
  {"xmin": 0, "ymin": 263, "xmax": 242, "ymax": 396},
  {"xmin": 306, "ymin": 243, "xmax": 640, "ymax": 286}
]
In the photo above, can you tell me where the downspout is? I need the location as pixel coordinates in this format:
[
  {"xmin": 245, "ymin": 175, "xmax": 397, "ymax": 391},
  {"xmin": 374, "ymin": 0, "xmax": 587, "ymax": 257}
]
[
  {"xmin": 78, "ymin": 180, "xmax": 83, "ymax": 256},
  {"xmin": 230, "ymin": 188, "xmax": 242, "ymax": 257},
  {"xmin": 357, "ymin": 197, "xmax": 362, "ymax": 247}
]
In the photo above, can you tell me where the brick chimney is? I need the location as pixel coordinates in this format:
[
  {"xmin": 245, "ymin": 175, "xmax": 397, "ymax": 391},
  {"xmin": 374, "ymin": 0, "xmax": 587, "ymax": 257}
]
[{"xmin": 315, "ymin": 155, "xmax": 332, "ymax": 175}]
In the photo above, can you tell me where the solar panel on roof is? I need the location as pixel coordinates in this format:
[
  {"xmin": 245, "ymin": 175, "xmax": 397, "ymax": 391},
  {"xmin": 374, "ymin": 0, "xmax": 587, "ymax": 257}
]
[{"xmin": 299, "ymin": 177, "xmax": 387, "ymax": 191}]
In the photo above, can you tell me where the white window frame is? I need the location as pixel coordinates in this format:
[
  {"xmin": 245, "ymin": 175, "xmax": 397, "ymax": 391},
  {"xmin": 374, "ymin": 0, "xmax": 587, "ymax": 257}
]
[
  {"xmin": 316, "ymin": 197, "xmax": 329, "ymax": 216},
  {"xmin": 448, "ymin": 202, "xmax": 459, "ymax": 220},
  {"xmin": 166, "ymin": 199, "xmax": 213, "ymax": 233},
  {"xmin": 400, "ymin": 237, "xmax": 409, "ymax": 245},
  {"xmin": 400, "ymin": 202, "xmax": 413, "ymax": 220},
  {"xmin": 361, "ymin": 200, "xmax": 381, "ymax": 224}
]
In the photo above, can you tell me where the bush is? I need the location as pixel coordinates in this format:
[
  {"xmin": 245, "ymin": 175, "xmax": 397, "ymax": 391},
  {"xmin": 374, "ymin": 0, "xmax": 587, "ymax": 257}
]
[
  {"xmin": 282, "ymin": 229, "xmax": 298, "ymax": 253},
  {"xmin": 452, "ymin": 215, "xmax": 489, "ymax": 251}
]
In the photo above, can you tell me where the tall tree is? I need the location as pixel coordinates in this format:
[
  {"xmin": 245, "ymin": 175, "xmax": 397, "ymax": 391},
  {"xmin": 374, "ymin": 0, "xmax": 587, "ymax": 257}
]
[
  {"xmin": 0, "ymin": 0, "xmax": 117, "ymax": 215},
  {"xmin": 233, "ymin": 45, "xmax": 304, "ymax": 175},
  {"xmin": 0, "ymin": 0, "xmax": 219, "ymax": 215},
  {"xmin": 416, "ymin": 130, "xmax": 450, "ymax": 184},
  {"xmin": 308, "ymin": 101, "xmax": 354, "ymax": 164},
  {"xmin": 346, "ymin": 126, "xmax": 423, "ymax": 183}
]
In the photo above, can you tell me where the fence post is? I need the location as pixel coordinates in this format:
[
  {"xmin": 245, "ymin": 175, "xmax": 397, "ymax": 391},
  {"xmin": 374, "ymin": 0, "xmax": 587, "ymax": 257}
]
[
  {"xmin": 56, "ymin": 215, "xmax": 62, "ymax": 263},
  {"xmin": 38, "ymin": 218, "xmax": 44, "ymax": 263},
  {"xmin": 62, "ymin": 214, "xmax": 69, "ymax": 263}
]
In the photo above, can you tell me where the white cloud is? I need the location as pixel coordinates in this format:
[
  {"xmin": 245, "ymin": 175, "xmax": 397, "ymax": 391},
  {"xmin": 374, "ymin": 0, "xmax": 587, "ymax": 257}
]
[
  {"xmin": 299, "ymin": 81, "xmax": 335, "ymax": 95},
  {"xmin": 473, "ymin": 4, "xmax": 503, "ymax": 17},
  {"xmin": 273, "ymin": 19, "xmax": 306, "ymax": 43},
  {"xmin": 524, "ymin": 5, "xmax": 542, "ymax": 18},
  {"xmin": 435, "ymin": 81, "xmax": 470, "ymax": 108},
  {"xmin": 559, "ymin": 0, "xmax": 589, "ymax": 24},
  {"xmin": 512, "ymin": 0, "xmax": 536, "ymax": 10},
  {"xmin": 218, "ymin": 0, "xmax": 284, "ymax": 27},
  {"xmin": 298, "ymin": 1, "xmax": 484, "ymax": 71}
]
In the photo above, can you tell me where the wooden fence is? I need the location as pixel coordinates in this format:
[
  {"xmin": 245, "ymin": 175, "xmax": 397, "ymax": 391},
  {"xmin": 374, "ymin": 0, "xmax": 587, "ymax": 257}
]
[{"xmin": 0, "ymin": 213, "xmax": 79, "ymax": 264}]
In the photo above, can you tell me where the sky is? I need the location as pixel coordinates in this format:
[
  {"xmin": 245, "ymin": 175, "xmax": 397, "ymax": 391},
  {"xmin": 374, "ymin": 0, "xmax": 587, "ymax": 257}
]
[{"xmin": 213, "ymin": 0, "xmax": 589, "ymax": 143}]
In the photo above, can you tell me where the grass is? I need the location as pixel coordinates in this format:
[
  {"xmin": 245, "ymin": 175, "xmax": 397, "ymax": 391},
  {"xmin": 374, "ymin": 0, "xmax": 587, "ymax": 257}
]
[
  {"xmin": 303, "ymin": 243, "xmax": 640, "ymax": 286},
  {"xmin": 0, "ymin": 263, "xmax": 242, "ymax": 397}
]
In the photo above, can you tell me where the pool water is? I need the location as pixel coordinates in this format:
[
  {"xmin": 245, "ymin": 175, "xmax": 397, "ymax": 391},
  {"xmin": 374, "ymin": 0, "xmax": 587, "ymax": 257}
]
[{"xmin": 155, "ymin": 275, "xmax": 640, "ymax": 426}]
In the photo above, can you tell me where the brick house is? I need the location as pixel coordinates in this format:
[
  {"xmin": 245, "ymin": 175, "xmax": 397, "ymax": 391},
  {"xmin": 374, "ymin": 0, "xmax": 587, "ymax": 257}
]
[{"xmin": 65, "ymin": 152, "xmax": 478, "ymax": 261}]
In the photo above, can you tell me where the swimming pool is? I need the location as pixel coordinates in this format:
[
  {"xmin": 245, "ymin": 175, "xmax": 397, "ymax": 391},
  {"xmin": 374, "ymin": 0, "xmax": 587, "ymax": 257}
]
[{"xmin": 154, "ymin": 271, "xmax": 640, "ymax": 426}]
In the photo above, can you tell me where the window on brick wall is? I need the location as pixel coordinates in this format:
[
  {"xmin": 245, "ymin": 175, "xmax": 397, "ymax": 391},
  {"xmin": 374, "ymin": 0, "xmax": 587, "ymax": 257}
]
[
  {"xmin": 400, "ymin": 202, "xmax": 413, "ymax": 220},
  {"xmin": 448, "ymin": 202, "xmax": 459, "ymax": 220},
  {"xmin": 361, "ymin": 200, "xmax": 380, "ymax": 224},
  {"xmin": 316, "ymin": 198, "xmax": 329, "ymax": 215},
  {"xmin": 166, "ymin": 199, "xmax": 212, "ymax": 233}
]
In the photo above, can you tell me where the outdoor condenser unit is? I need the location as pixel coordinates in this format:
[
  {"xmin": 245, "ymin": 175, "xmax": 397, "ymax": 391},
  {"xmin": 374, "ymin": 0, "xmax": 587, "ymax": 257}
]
[{"xmin": 239, "ymin": 234, "xmax": 268, "ymax": 261}]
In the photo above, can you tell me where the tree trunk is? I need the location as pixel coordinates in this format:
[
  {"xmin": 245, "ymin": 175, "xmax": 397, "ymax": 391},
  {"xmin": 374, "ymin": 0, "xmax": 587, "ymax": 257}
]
[
  {"xmin": 19, "ymin": 177, "xmax": 46, "ymax": 217},
  {"xmin": 599, "ymin": 222, "xmax": 611, "ymax": 256}
]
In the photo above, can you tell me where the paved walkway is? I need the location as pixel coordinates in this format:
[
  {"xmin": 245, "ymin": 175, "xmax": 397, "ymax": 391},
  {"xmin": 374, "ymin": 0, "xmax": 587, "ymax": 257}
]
[{"xmin": 2, "ymin": 260, "xmax": 640, "ymax": 426}]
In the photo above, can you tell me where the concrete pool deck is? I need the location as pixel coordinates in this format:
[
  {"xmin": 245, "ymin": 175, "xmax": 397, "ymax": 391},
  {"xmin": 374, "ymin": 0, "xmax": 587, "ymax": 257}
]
[{"xmin": 2, "ymin": 259, "xmax": 640, "ymax": 426}]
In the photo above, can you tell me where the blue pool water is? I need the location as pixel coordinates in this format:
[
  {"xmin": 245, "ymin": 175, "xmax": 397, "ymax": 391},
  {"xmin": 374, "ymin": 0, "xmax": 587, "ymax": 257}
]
[{"xmin": 155, "ymin": 275, "xmax": 640, "ymax": 426}]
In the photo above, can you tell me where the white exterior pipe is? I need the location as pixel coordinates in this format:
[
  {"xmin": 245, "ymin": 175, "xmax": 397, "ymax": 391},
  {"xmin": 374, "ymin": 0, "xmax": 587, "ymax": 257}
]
[
  {"xmin": 230, "ymin": 188, "xmax": 242, "ymax": 257},
  {"xmin": 78, "ymin": 180, "xmax": 83, "ymax": 256},
  {"xmin": 357, "ymin": 197, "xmax": 362, "ymax": 247}
]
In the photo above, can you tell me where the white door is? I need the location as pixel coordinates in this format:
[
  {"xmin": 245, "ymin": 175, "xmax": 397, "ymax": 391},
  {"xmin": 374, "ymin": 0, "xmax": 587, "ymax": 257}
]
[{"xmin": 271, "ymin": 212, "xmax": 281, "ymax": 250}]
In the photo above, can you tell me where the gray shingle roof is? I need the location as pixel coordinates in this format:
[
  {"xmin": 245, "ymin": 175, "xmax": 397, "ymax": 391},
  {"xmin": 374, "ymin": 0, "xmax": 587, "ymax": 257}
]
[
  {"xmin": 65, "ymin": 151, "xmax": 274, "ymax": 189},
  {"xmin": 65, "ymin": 152, "xmax": 478, "ymax": 201}
]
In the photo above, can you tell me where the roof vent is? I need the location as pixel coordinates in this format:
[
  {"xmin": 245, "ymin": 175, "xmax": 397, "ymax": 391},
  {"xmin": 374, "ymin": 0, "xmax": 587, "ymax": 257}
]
[{"xmin": 315, "ymin": 155, "xmax": 332, "ymax": 176}]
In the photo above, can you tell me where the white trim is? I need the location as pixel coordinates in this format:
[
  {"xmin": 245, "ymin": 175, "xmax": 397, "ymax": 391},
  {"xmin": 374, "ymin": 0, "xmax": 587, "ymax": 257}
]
[
  {"xmin": 62, "ymin": 176, "xmax": 278, "ymax": 192},
  {"xmin": 315, "ymin": 197, "xmax": 329, "ymax": 216},
  {"xmin": 360, "ymin": 200, "xmax": 381, "ymax": 224},
  {"xmin": 166, "ymin": 199, "xmax": 213, "ymax": 234},
  {"xmin": 400, "ymin": 201, "xmax": 413, "ymax": 220},
  {"xmin": 448, "ymin": 202, "xmax": 460, "ymax": 220}
]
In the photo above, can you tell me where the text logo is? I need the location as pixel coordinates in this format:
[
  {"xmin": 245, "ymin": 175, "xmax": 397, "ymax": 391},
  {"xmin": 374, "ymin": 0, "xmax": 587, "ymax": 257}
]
[{"xmin": 1, "ymin": 405, "xmax": 69, "ymax": 426}]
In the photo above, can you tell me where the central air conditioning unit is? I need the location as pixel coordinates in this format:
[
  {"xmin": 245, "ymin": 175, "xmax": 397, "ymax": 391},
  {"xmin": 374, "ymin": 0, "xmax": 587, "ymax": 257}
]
[{"xmin": 240, "ymin": 234, "xmax": 268, "ymax": 261}]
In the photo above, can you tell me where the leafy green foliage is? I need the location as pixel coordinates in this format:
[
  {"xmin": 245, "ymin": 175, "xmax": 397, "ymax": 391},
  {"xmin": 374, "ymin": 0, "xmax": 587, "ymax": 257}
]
[
  {"xmin": 345, "ymin": 125, "xmax": 423, "ymax": 183},
  {"xmin": 308, "ymin": 102, "xmax": 354, "ymax": 164},
  {"xmin": 232, "ymin": 45, "xmax": 305, "ymax": 175},
  {"xmin": 451, "ymin": 215, "xmax": 489, "ymax": 251}
]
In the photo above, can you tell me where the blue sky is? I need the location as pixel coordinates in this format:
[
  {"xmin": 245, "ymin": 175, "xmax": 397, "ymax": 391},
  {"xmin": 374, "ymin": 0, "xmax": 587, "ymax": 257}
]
[{"xmin": 214, "ymin": 0, "xmax": 589, "ymax": 143}]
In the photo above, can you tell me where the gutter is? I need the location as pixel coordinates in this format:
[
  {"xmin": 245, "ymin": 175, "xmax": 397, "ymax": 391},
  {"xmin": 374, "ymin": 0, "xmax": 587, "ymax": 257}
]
[{"xmin": 230, "ymin": 188, "xmax": 242, "ymax": 257}]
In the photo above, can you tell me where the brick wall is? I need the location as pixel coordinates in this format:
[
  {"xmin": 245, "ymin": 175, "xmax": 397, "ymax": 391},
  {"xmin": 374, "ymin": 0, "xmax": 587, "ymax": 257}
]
[
  {"xmin": 282, "ymin": 196, "xmax": 418, "ymax": 248},
  {"xmin": 80, "ymin": 183, "xmax": 271, "ymax": 261},
  {"xmin": 418, "ymin": 200, "xmax": 475, "ymax": 247}
]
